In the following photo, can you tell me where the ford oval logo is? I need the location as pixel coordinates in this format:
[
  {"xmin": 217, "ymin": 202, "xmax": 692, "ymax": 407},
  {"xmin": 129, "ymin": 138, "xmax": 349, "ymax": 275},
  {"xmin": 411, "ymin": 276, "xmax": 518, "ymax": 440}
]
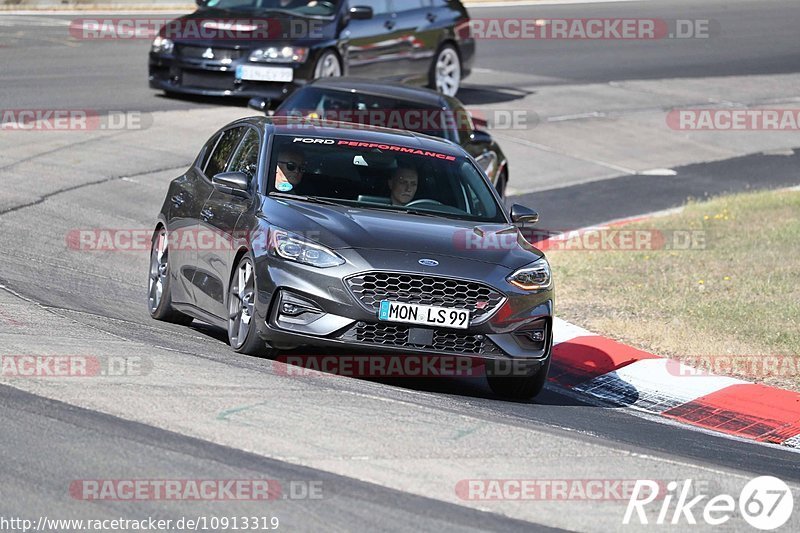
[{"xmin": 418, "ymin": 259, "xmax": 439, "ymax": 267}]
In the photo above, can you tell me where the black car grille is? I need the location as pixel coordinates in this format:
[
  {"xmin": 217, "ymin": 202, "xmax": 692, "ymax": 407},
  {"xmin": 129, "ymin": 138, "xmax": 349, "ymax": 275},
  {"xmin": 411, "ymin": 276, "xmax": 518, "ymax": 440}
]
[
  {"xmin": 178, "ymin": 46, "xmax": 244, "ymax": 62},
  {"xmin": 340, "ymin": 322, "xmax": 503, "ymax": 356},
  {"xmin": 181, "ymin": 70, "xmax": 235, "ymax": 90},
  {"xmin": 346, "ymin": 272, "xmax": 506, "ymax": 324}
]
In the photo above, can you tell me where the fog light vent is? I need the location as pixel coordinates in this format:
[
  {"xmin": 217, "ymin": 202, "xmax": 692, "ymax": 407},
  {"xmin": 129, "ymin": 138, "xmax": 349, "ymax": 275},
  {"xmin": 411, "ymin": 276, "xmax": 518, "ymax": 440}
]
[{"xmin": 526, "ymin": 330, "xmax": 545, "ymax": 343}]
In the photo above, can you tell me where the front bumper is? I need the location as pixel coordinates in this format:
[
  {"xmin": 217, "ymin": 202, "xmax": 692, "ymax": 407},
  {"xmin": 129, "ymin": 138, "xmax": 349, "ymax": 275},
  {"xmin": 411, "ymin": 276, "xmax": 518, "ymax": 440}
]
[
  {"xmin": 149, "ymin": 52, "xmax": 315, "ymax": 100},
  {"xmin": 252, "ymin": 249, "xmax": 554, "ymax": 363}
]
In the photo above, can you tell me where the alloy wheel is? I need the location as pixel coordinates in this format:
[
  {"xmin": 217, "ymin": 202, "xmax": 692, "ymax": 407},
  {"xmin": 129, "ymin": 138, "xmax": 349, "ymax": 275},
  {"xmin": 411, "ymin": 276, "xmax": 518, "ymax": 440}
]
[
  {"xmin": 435, "ymin": 47, "xmax": 461, "ymax": 96},
  {"xmin": 228, "ymin": 259, "xmax": 256, "ymax": 349},
  {"xmin": 148, "ymin": 229, "xmax": 168, "ymax": 313}
]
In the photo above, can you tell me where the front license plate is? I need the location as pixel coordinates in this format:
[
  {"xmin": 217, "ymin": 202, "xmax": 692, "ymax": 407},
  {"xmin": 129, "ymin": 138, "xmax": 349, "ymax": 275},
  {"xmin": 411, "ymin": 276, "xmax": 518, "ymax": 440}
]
[
  {"xmin": 236, "ymin": 65, "xmax": 294, "ymax": 82},
  {"xmin": 378, "ymin": 301, "xmax": 470, "ymax": 330}
]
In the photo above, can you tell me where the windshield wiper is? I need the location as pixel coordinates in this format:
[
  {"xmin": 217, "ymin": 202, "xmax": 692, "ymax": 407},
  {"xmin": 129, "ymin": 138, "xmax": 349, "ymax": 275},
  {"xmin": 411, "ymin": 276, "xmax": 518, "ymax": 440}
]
[
  {"xmin": 362, "ymin": 205, "xmax": 443, "ymax": 219},
  {"xmin": 271, "ymin": 193, "xmax": 345, "ymax": 207}
]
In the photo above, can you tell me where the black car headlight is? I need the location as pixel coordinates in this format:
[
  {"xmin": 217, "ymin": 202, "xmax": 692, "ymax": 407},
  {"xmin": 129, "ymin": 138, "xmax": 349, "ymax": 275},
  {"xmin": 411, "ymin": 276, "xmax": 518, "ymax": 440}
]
[
  {"xmin": 507, "ymin": 258, "xmax": 552, "ymax": 290},
  {"xmin": 269, "ymin": 228, "xmax": 344, "ymax": 268},
  {"xmin": 151, "ymin": 36, "xmax": 174, "ymax": 55},
  {"xmin": 250, "ymin": 46, "xmax": 309, "ymax": 64}
]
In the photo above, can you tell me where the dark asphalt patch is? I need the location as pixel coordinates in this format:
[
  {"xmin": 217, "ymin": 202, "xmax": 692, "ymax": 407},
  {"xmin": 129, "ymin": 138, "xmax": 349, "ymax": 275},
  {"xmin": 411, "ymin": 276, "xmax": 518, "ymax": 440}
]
[{"xmin": 511, "ymin": 149, "xmax": 800, "ymax": 230}]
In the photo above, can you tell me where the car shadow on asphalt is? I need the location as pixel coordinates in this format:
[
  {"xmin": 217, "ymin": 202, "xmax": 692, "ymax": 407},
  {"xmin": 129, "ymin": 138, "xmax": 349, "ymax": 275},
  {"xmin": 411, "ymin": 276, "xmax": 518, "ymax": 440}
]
[
  {"xmin": 186, "ymin": 321, "xmax": 627, "ymax": 407},
  {"xmin": 156, "ymin": 92, "xmax": 252, "ymax": 109},
  {"xmin": 457, "ymin": 84, "xmax": 534, "ymax": 106}
]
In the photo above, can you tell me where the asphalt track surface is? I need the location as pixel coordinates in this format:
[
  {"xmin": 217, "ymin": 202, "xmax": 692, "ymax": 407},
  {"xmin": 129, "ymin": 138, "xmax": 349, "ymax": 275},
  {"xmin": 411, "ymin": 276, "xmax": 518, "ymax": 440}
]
[
  {"xmin": 1, "ymin": 1, "xmax": 800, "ymax": 531},
  {"xmin": 1, "ymin": 0, "xmax": 800, "ymax": 112}
]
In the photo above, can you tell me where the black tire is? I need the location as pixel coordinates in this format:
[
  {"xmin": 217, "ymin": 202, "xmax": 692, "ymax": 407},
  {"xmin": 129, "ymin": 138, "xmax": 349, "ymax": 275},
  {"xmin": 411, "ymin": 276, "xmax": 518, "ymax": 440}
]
[
  {"xmin": 147, "ymin": 227, "xmax": 193, "ymax": 325},
  {"xmin": 428, "ymin": 43, "xmax": 462, "ymax": 97},
  {"xmin": 227, "ymin": 255, "xmax": 275, "ymax": 356},
  {"xmin": 486, "ymin": 358, "xmax": 550, "ymax": 400}
]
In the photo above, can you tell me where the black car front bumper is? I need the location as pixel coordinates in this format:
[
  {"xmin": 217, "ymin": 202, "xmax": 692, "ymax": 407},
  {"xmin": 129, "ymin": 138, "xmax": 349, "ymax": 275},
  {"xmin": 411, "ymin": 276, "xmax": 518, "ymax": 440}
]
[{"xmin": 149, "ymin": 55, "xmax": 313, "ymax": 100}]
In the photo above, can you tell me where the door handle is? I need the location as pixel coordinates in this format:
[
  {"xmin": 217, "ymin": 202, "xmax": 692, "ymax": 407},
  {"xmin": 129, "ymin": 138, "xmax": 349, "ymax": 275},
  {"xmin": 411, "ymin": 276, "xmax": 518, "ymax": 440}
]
[
  {"xmin": 171, "ymin": 194, "xmax": 185, "ymax": 208},
  {"xmin": 200, "ymin": 208, "xmax": 214, "ymax": 222},
  {"xmin": 426, "ymin": 12, "xmax": 437, "ymax": 23},
  {"xmin": 384, "ymin": 19, "xmax": 396, "ymax": 30}
]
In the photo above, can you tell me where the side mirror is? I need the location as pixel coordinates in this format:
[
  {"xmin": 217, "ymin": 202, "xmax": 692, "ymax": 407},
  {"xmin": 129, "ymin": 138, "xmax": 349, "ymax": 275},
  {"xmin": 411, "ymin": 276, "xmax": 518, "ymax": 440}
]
[
  {"xmin": 212, "ymin": 172, "xmax": 250, "ymax": 196},
  {"xmin": 510, "ymin": 204, "xmax": 539, "ymax": 225},
  {"xmin": 469, "ymin": 129, "xmax": 493, "ymax": 145},
  {"xmin": 349, "ymin": 6, "xmax": 374, "ymax": 20},
  {"xmin": 248, "ymin": 97, "xmax": 271, "ymax": 115}
]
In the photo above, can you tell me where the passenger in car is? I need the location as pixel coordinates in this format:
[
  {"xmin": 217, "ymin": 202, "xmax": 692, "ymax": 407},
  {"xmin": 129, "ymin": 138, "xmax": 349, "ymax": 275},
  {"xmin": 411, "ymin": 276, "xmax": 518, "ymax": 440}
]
[{"xmin": 275, "ymin": 148, "xmax": 306, "ymax": 193}]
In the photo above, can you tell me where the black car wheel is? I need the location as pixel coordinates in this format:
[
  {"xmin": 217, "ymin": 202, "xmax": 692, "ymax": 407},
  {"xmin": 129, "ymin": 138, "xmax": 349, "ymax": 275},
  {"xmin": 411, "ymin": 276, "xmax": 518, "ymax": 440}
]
[
  {"xmin": 429, "ymin": 44, "xmax": 461, "ymax": 97},
  {"xmin": 486, "ymin": 358, "xmax": 550, "ymax": 400},
  {"xmin": 227, "ymin": 255, "xmax": 271, "ymax": 355},
  {"xmin": 313, "ymin": 50, "xmax": 342, "ymax": 79},
  {"xmin": 148, "ymin": 227, "xmax": 193, "ymax": 325}
]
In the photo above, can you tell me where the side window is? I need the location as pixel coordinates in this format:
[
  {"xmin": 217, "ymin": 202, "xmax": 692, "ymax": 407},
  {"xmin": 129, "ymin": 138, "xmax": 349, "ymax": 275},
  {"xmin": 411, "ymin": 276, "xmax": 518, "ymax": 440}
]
[
  {"xmin": 204, "ymin": 126, "xmax": 246, "ymax": 178},
  {"xmin": 198, "ymin": 132, "xmax": 221, "ymax": 171},
  {"xmin": 357, "ymin": 0, "xmax": 391, "ymax": 15},
  {"xmin": 459, "ymin": 162, "xmax": 497, "ymax": 218},
  {"xmin": 453, "ymin": 107, "xmax": 475, "ymax": 145},
  {"xmin": 228, "ymin": 129, "xmax": 261, "ymax": 183}
]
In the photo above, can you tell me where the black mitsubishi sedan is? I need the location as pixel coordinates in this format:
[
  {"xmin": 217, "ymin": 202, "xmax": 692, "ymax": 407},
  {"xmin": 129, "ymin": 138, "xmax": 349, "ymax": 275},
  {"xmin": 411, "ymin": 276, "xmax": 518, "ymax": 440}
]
[
  {"xmin": 273, "ymin": 78, "xmax": 511, "ymax": 196},
  {"xmin": 149, "ymin": 118, "xmax": 552, "ymax": 398},
  {"xmin": 149, "ymin": 0, "xmax": 475, "ymax": 100}
]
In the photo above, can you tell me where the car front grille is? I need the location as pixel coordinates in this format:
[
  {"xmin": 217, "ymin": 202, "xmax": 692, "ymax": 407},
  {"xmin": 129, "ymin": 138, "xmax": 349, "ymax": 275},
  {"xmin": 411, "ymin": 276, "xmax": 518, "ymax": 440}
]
[
  {"xmin": 180, "ymin": 70, "xmax": 235, "ymax": 90},
  {"xmin": 346, "ymin": 272, "xmax": 506, "ymax": 324},
  {"xmin": 339, "ymin": 322, "xmax": 503, "ymax": 356},
  {"xmin": 178, "ymin": 46, "xmax": 245, "ymax": 62}
]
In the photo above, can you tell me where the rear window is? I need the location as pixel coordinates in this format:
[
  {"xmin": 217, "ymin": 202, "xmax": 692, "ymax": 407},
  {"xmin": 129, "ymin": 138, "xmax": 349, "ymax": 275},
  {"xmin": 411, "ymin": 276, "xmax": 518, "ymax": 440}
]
[{"xmin": 276, "ymin": 88, "xmax": 453, "ymax": 141}]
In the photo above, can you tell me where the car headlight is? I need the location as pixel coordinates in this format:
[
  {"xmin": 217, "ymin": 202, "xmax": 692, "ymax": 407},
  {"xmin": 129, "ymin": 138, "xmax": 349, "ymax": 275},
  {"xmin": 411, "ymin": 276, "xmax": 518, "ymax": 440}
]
[
  {"xmin": 250, "ymin": 46, "xmax": 309, "ymax": 64},
  {"xmin": 269, "ymin": 228, "xmax": 344, "ymax": 268},
  {"xmin": 507, "ymin": 258, "xmax": 551, "ymax": 290},
  {"xmin": 151, "ymin": 36, "xmax": 174, "ymax": 55}
]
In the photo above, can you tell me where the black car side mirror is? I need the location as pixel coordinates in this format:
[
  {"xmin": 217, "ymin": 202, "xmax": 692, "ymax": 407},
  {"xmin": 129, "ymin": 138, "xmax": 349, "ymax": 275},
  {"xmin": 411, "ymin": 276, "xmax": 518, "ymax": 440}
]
[
  {"xmin": 511, "ymin": 204, "xmax": 539, "ymax": 225},
  {"xmin": 349, "ymin": 6, "xmax": 374, "ymax": 20},
  {"xmin": 469, "ymin": 129, "xmax": 493, "ymax": 144},
  {"xmin": 248, "ymin": 97, "xmax": 271, "ymax": 115},
  {"xmin": 213, "ymin": 172, "xmax": 251, "ymax": 197}
]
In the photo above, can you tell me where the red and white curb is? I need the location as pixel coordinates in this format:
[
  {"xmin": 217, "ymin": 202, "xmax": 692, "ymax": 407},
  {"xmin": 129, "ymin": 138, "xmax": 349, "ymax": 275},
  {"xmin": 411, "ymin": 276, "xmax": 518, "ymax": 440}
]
[{"xmin": 550, "ymin": 317, "xmax": 800, "ymax": 449}]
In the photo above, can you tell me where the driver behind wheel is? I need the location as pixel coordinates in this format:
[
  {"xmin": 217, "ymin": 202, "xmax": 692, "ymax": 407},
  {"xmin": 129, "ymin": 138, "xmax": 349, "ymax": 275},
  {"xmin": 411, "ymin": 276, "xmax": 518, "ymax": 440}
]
[{"xmin": 388, "ymin": 166, "xmax": 419, "ymax": 206}]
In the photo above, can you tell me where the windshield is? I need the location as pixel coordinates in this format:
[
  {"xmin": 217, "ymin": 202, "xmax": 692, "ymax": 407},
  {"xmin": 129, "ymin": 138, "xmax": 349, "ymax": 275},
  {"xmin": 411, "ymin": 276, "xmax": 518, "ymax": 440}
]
[
  {"xmin": 268, "ymin": 135, "xmax": 506, "ymax": 223},
  {"xmin": 276, "ymin": 88, "xmax": 455, "ymax": 141},
  {"xmin": 203, "ymin": 0, "xmax": 341, "ymax": 17}
]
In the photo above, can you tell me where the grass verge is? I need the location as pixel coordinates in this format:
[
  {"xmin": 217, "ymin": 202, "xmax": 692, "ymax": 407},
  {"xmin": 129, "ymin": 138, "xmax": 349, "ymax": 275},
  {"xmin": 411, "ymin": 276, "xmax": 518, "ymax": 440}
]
[{"xmin": 548, "ymin": 188, "xmax": 800, "ymax": 390}]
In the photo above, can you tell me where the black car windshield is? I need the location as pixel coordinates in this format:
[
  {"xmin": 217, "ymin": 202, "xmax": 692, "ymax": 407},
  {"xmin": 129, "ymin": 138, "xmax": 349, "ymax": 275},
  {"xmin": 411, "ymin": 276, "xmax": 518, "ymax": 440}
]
[
  {"xmin": 203, "ymin": 0, "xmax": 340, "ymax": 17},
  {"xmin": 268, "ymin": 134, "xmax": 506, "ymax": 223},
  {"xmin": 275, "ymin": 88, "xmax": 455, "ymax": 141}
]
